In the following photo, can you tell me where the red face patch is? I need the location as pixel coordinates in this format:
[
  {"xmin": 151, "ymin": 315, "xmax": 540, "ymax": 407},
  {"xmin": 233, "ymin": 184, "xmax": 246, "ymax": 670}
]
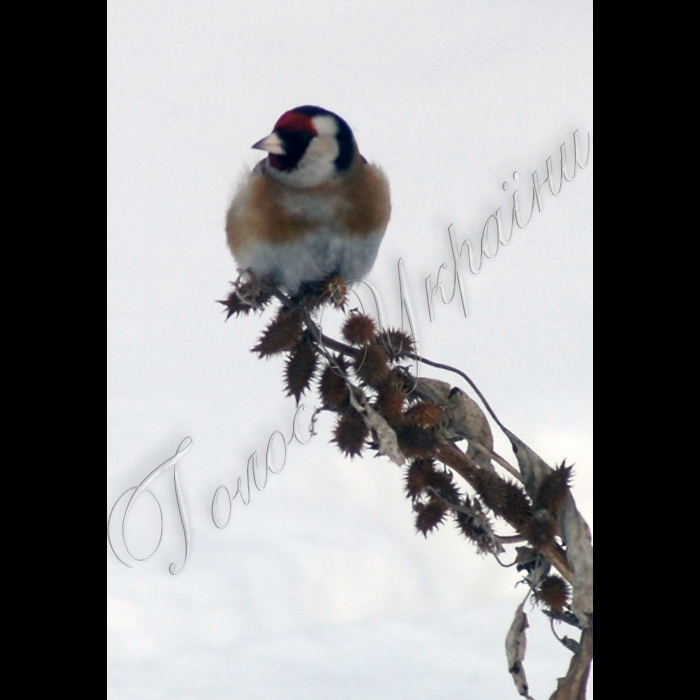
[{"xmin": 274, "ymin": 111, "xmax": 317, "ymax": 134}]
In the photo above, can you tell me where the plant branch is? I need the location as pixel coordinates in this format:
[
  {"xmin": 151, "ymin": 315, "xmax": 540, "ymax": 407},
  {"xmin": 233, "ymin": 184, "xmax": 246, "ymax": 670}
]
[
  {"xmin": 437, "ymin": 442, "xmax": 575, "ymax": 584},
  {"xmin": 548, "ymin": 626, "xmax": 593, "ymax": 700},
  {"xmin": 225, "ymin": 275, "xmax": 592, "ymax": 699}
]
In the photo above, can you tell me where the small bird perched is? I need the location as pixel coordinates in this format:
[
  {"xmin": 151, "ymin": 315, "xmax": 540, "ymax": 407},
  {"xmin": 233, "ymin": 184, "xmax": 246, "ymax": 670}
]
[{"xmin": 225, "ymin": 106, "xmax": 391, "ymax": 294}]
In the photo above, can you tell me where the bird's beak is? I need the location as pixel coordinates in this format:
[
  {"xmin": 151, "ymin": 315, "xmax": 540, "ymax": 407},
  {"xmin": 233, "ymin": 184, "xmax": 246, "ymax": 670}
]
[{"xmin": 252, "ymin": 132, "xmax": 286, "ymax": 155}]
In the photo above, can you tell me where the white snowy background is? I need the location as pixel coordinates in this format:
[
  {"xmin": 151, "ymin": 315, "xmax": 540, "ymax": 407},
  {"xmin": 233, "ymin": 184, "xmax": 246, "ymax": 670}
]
[{"xmin": 107, "ymin": 1, "xmax": 593, "ymax": 698}]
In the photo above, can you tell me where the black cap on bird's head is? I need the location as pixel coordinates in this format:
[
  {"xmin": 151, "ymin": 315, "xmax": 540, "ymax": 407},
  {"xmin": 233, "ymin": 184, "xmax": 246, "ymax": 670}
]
[{"xmin": 253, "ymin": 105, "xmax": 356, "ymax": 177}]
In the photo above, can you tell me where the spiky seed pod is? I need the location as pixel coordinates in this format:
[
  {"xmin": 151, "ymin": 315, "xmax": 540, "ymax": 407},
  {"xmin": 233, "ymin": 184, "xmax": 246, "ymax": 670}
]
[
  {"xmin": 404, "ymin": 459, "xmax": 461, "ymax": 503},
  {"xmin": 455, "ymin": 495, "xmax": 498, "ymax": 554},
  {"xmin": 431, "ymin": 468, "xmax": 461, "ymax": 503},
  {"xmin": 396, "ymin": 424, "xmax": 439, "ymax": 458},
  {"xmin": 301, "ymin": 293, "xmax": 323, "ymax": 312},
  {"xmin": 472, "ymin": 469, "xmax": 506, "ymax": 513},
  {"xmin": 534, "ymin": 461, "xmax": 573, "ymax": 515},
  {"xmin": 218, "ymin": 292, "xmax": 252, "ymax": 318},
  {"xmin": 342, "ymin": 313, "xmax": 377, "ymax": 346},
  {"xmin": 354, "ymin": 344, "xmax": 389, "ymax": 385},
  {"xmin": 523, "ymin": 510, "xmax": 556, "ymax": 546},
  {"xmin": 319, "ymin": 357, "xmax": 350, "ymax": 409},
  {"xmin": 455, "ymin": 509, "xmax": 475, "ymax": 540},
  {"xmin": 218, "ymin": 283, "xmax": 272, "ymax": 319},
  {"xmin": 474, "ymin": 469, "xmax": 532, "ymax": 527},
  {"xmin": 404, "ymin": 458, "xmax": 438, "ymax": 500},
  {"xmin": 536, "ymin": 575, "xmax": 570, "ymax": 613},
  {"xmin": 404, "ymin": 401, "xmax": 443, "ymax": 427},
  {"xmin": 332, "ymin": 409, "xmax": 368, "ymax": 458},
  {"xmin": 503, "ymin": 482, "xmax": 534, "ymax": 529},
  {"xmin": 377, "ymin": 329, "xmax": 415, "ymax": 362},
  {"xmin": 252, "ymin": 308, "xmax": 303, "ymax": 357},
  {"xmin": 374, "ymin": 377, "xmax": 407, "ymax": 422},
  {"xmin": 414, "ymin": 498, "xmax": 448, "ymax": 536},
  {"xmin": 284, "ymin": 338, "xmax": 318, "ymax": 403}
]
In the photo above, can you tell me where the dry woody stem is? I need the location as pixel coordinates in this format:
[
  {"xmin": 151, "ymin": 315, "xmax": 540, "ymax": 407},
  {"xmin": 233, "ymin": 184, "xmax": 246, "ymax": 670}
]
[{"xmin": 221, "ymin": 273, "xmax": 593, "ymax": 699}]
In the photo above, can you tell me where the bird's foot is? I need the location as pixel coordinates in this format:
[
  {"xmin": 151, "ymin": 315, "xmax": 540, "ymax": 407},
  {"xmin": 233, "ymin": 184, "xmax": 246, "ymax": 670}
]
[
  {"xmin": 292, "ymin": 274, "xmax": 349, "ymax": 311},
  {"xmin": 218, "ymin": 269, "xmax": 274, "ymax": 318},
  {"xmin": 325, "ymin": 274, "xmax": 348, "ymax": 309}
]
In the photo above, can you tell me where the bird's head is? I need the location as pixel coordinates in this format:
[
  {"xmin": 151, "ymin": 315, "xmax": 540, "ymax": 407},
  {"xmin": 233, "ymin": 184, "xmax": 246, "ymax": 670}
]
[{"xmin": 252, "ymin": 106, "xmax": 358, "ymax": 188}]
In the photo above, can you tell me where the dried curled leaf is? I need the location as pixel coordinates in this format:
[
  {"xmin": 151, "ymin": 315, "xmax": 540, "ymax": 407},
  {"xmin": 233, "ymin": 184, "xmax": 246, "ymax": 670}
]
[
  {"xmin": 559, "ymin": 501, "xmax": 594, "ymax": 629},
  {"xmin": 506, "ymin": 603, "xmax": 535, "ymax": 700},
  {"xmin": 559, "ymin": 636, "xmax": 581, "ymax": 654},
  {"xmin": 507, "ymin": 431, "xmax": 553, "ymax": 497},
  {"xmin": 413, "ymin": 377, "xmax": 453, "ymax": 405},
  {"xmin": 514, "ymin": 548, "xmax": 552, "ymax": 593},
  {"xmin": 445, "ymin": 387, "xmax": 494, "ymax": 471},
  {"xmin": 508, "ymin": 433, "xmax": 593, "ymax": 627},
  {"xmin": 412, "ymin": 380, "xmax": 494, "ymax": 470},
  {"xmin": 515, "ymin": 547, "xmax": 539, "ymax": 573},
  {"xmin": 349, "ymin": 389, "xmax": 405, "ymax": 465},
  {"xmin": 549, "ymin": 627, "xmax": 593, "ymax": 699}
]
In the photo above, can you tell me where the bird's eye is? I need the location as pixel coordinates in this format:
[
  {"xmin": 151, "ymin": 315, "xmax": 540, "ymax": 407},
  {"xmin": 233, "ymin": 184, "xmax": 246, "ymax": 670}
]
[
  {"xmin": 280, "ymin": 130, "xmax": 313, "ymax": 149},
  {"xmin": 271, "ymin": 130, "xmax": 314, "ymax": 172}
]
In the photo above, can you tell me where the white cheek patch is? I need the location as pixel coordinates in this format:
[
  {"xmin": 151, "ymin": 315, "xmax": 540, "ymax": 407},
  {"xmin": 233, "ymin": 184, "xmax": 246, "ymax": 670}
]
[
  {"xmin": 266, "ymin": 115, "xmax": 342, "ymax": 189},
  {"xmin": 266, "ymin": 148, "xmax": 338, "ymax": 188},
  {"xmin": 294, "ymin": 136, "xmax": 339, "ymax": 187},
  {"xmin": 305, "ymin": 134, "xmax": 340, "ymax": 166}
]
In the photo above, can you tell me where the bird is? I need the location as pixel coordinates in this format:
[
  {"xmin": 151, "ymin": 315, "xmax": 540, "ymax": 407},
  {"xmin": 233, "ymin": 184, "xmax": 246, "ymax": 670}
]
[{"xmin": 225, "ymin": 106, "xmax": 391, "ymax": 294}]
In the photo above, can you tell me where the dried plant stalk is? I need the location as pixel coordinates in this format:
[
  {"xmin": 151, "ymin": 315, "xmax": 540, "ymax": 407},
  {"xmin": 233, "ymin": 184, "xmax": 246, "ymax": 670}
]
[{"xmin": 222, "ymin": 276, "xmax": 593, "ymax": 699}]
